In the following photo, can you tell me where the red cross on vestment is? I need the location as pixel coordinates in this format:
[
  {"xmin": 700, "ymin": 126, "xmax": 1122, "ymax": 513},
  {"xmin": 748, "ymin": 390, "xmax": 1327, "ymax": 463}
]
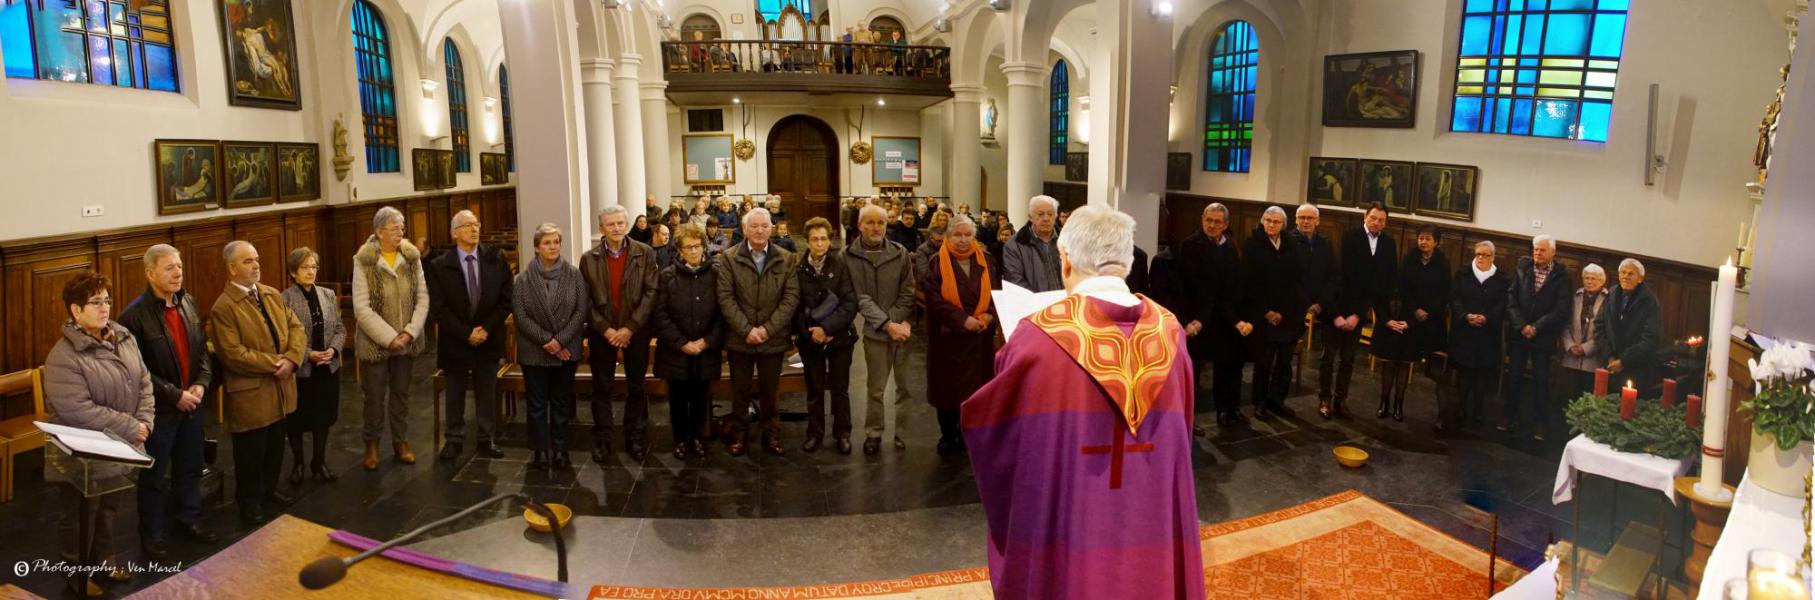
[{"xmin": 1080, "ymin": 424, "xmax": 1155, "ymax": 490}]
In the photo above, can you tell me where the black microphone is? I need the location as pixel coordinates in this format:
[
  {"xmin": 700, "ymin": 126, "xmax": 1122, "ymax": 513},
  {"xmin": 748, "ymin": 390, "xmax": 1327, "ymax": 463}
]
[{"xmin": 298, "ymin": 492, "xmax": 569, "ymax": 590}]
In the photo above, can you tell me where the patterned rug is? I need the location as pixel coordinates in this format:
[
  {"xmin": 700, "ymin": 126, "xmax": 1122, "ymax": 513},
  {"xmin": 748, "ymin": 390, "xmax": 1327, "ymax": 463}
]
[{"xmin": 585, "ymin": 490, "xmax": 1528, "ymax": 600}]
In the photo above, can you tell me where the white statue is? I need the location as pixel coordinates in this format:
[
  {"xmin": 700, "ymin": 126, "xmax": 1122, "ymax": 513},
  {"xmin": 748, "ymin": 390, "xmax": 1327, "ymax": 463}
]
[{"xmin": 983, "ymin": 98, "xmax": 999, "ymax": 139}]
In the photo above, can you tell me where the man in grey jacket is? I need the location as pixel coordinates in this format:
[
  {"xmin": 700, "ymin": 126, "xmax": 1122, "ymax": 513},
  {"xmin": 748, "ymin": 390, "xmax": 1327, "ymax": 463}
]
[
  {"xmin": 1000, "ymin": 195, "xmax": 1063, "ymax": 292},
  {"xmin": 715, "ymin": 208, "xmax": 800, "ymax": 457},
  {"xmin": 844, "ymin": 205, "xmax": 916, "ymax": 454}
]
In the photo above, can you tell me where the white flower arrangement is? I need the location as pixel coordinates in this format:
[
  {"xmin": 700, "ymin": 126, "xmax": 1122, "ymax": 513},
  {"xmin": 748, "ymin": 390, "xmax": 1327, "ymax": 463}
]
[{"xmin": 1744, "ymin": 340, "xmax": 1815, "ymax": 450}]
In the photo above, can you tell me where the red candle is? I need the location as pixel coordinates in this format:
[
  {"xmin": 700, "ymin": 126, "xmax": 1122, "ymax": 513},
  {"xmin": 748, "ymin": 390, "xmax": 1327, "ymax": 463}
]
[
  {"xmin": 1686, "ymin": 394, "xmax": 1701, "ymax": 428},
  {"xmin": 1620, "ymin": 382, "xmax": 1637, "ymax": 420},
  {"xmin": 1660, "ymin": 378, "xmax": 1677, "ymax": 408},
  {"xmin": 1594, "ymin": 368, "xmax": 1609, "ymax": 396},
  {"xmin": 1686, "ymin": 336, "xmax": 1704, "ymax": 348}
]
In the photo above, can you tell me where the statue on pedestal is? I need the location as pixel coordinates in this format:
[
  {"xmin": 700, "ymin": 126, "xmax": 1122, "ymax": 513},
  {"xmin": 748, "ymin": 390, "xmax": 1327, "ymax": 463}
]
[
  {"xmin": 982, "ymin": 98, "xmax": 998, "ymax": 141},
  {"xmin": 332, "ymin": 114, "xmax": 355, "ymax": 181}
]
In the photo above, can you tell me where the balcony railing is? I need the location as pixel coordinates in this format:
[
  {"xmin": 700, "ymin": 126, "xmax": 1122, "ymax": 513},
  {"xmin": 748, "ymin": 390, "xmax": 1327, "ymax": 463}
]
[{"xmin": 661, "ymin": 40, "xmax": 951, "ymax": 96}]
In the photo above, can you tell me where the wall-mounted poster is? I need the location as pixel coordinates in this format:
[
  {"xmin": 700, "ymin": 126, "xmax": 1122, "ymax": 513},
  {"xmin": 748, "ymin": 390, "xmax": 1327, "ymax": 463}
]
[
  {"xmin": 682, "ymin": 133, "xmax": 736, "ymax": 185},
  {"xmin": 1307, "ymin": 157, "xmax": 1358, "ymax": 207},
  {"xmin": 1166, "ymin": 152, "xmax": 1192, "ymax": 190},
  {"xmin": 218, "ymin": 0, "xmax": 303, "ymax": 110},
  {"xmin": 276, "ymin": 143, "xmax": 320, "ymax": 202},
  {"xmin": 155, "ymin": 140, "xmax": 222, "ymax": 215},
  {"xmin": 222, "ymin": 141, "xmax": 277, "ymax": 208},
  {"xmin": 1358, "ymin": 159, "xmax": 1414, "ymax": 213},
  {"xmin": 871, "ymin": 136, "xmax": 921, "ymax": 186},
  {"xmin": 413, "ymin": 148, "xmax": 439, "ymax": 191},
  {"xmin": 1065, "ymin": 152, "xmax": 1088, "ymax": 182},
  {"xmin": 1323, "ymin": 50, "xmax": 1418, "ymax": 128},
  {"xmin": 1413, "ymin": 162, "xmax": 1479, "ymax": 222}
]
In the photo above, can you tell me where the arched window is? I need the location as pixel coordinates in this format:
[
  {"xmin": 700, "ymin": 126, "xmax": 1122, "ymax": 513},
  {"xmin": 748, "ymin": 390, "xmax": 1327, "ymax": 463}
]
[
  {"xmin": 1203, "ymin": 20, "xmax": 1256, "ymax": 173},
  {"xmin": 351, "ymin": 0, "xmax": 399, "ymax": 173},
  {"xmin": 1451, "ymin": 0, "xmax": 1627, "ymax": 142},
  {"xmin": 500, "ymin": 65, "xmax": 515, "ymax": 172},
  {"xmin": 680, "ymin": 14, "xmax": 721, "ymax": 40},
  {"xmin": 444, "ymin": 40, "xmax": 471, "ymax": 173},
  {"xmin": 1049, "ymin": 60, "xmax": 1069, "ymax": 166},
  {"xmin": 1, "ymin": 0, "xmax": 179, "ymax": 91}
]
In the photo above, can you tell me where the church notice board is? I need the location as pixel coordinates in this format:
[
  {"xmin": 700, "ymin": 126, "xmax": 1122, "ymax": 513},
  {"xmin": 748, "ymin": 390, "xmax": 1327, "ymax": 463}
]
[
  {"xmin": 872, "ymin": 136, "xmax": 921, "ymax": 186},
  {"xmin": 682, "ymin": 133, "xmax": 736, "ymax": 185}
]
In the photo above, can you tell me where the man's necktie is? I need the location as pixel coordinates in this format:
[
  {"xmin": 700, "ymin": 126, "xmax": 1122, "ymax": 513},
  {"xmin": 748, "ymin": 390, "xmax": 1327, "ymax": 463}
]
[
  {"xmin": 251, "ymin": 288, "xmax": 282, "ymax": 353},
  {"xmin": 465, "ymin": 255, "xmax": 481, "ymax": 316}
]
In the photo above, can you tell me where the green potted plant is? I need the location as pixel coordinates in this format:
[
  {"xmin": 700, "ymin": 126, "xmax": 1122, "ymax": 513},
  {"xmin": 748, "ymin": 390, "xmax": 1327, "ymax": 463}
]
[{"xmin": 1743, "ymin": 341, "xmax": 1815, "ymax": 496}]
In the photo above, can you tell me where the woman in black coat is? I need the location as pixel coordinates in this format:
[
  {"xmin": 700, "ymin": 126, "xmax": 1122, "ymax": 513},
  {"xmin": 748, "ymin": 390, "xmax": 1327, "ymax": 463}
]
[
  {"xmin": 1240, "ymin": 210, "xmax": 1304, "ymax": 415},
  {"xmin": 1370, "ymin": 291, "xmax": 1417, "ymax": 421},
  {"xmin": 653, "ymin": 224, "xmax": 726, "ymax": 460},
  {"xmin": 1447, "ymin": 240, "xmax": 1512, "ymax": 432},
  {"xmin": 793, "ymin": 218, "xmax": 860, "ymax": 454},
  {"xmin": 1398, "ymin": 225, "xmax": 1451, "ymax": 405}
]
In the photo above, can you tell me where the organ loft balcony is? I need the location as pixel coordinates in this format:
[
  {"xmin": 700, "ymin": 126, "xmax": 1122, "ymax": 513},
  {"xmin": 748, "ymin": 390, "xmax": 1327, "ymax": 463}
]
[{"xmin": 660, "ymin": 39, "xmax": 953, "ymax": 99}]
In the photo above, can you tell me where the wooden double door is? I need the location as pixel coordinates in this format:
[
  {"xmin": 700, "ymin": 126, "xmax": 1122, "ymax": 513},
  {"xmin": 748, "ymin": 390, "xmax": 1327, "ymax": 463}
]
[{"xmin": 766, "ymin": 115, "xmax": 839, "ymax": 228}]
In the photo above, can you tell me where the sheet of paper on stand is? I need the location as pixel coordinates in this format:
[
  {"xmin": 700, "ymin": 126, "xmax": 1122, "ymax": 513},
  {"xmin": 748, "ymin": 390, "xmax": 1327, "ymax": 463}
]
[
  {"xmin": 993, "ymin": 281, "xmax": 1067, "ymax": 339},
  {"xmin": 35, "ymin": 421, "xmax": 152, "ymax": 464}
]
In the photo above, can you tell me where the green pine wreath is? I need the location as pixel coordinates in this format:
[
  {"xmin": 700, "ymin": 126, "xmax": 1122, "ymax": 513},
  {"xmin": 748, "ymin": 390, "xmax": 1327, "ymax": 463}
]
[{"xmin": 1565, "ymin": 393, "xmax": 1703, "ymax": 459}]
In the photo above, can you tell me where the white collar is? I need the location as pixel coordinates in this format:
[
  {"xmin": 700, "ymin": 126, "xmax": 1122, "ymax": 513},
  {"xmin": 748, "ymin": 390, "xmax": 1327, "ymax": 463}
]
[
  {"xmin": 1070, "ymin": 276, "xmax": 1141, "ymax": 307},
  {"xmin": 232, "ymin": 280, "xmax": 258, "ymax": 295},
  {"xmin": 1472, "ymin": 262, "xmax": 1498, "ymax": 284}
]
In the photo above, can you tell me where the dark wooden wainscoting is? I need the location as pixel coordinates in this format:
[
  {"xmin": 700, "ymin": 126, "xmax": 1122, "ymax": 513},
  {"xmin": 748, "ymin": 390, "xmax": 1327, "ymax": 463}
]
[{"xmin": 0, "ymin": 188, "xmax": 517, "ymax": 418}]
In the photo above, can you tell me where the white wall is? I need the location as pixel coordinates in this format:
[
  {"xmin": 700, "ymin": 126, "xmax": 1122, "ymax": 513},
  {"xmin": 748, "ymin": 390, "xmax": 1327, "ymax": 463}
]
[
  {"xmin": 0, "ymin": 0, "xmax": 510, "ymax": 242},
  {"xmin": 660, "ymin": 102, "xmax": 939, "ymax": 202},
  {"xmin": 1307, "ymin": 0, "xmax": 1777, "ymax": 265}
]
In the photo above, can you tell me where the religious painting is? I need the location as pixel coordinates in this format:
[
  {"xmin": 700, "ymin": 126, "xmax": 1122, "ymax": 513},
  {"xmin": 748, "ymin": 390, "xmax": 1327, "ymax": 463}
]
[
  {"xmin": 1065, "ymin": 152, "xmax": 1089, "ymax": 182},
  {"xmin": 480, "ymin": 152, "xmax": 508, "ymax": 185},
  {"xmin": 1414, "ymin": 162, "xmax": 1479, "ymax": 222},
  {"xmin": 413, "ymin": 148, "xmax": 438, "ymax": 191},
  {"xmin": 1306, "ymin": 157, "xmax": 1358, "ymax": 207},
  {"xmin": 155, "ymin": 140, "xmax": 222, "ymax": 215},
  {"xmin": 276, "ymin": 143, "xmax": 320, "ymax": 202},
  {"xmin": 436, "ymin": 150, "xmax": 457, "ymax": 189},
  {"xmin": 222, "ymin": 141, "xmax": 277, "ymax": 208},
  {"xmin": 1166, "ymin": 153, "xmax": 1192, "ymax": 190},
  {"xmin": 1323, "ymin": 50, "xmax": 1418, "ymax": 128},
  {"xmin": 1357, "ymin": 159, "xmax": 1414, "ymax": 213},
  {"xmin": 217, "ymin": 0, "xmax": 303, "ymax": 110}
]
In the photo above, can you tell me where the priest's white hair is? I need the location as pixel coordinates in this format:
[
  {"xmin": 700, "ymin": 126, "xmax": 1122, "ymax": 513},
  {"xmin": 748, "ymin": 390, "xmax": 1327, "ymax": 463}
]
[{"xmin": 1056, "ymin": 205, "xmax": 1134, "ymax": 279}]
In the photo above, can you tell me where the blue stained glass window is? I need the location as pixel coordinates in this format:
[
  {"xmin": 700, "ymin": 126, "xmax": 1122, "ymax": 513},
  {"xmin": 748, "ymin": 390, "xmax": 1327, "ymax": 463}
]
[
  {"xmin": 352, "ymin": 0, "xmax": 399, "ymax": 173},
  {"xmin": 1049, "ymin": 60, "xmax": 1068, "ymax": 166},
  {"xmin": 1203, "ymin": 20, "xmax": 1257, "ymax": 173},
  {"xmin": 1, "ymin": 0, "xmax": 177, "ymax": 91},
  {"xmin": 500, "ymin": 65, "xmax": 514, "ymax": 172},
  {"xmin": 1451, "ymin": 0, "xmax": 1626, "ymax": 141},
  {"xmin": 444, "ymin": 39, "xmax": 471, "ymax": 173}
]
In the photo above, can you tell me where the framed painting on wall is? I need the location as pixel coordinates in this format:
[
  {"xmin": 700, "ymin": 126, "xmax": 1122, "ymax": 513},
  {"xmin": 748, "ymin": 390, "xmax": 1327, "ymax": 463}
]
[
  {"xmin": 1064, "ymin": 152, "xmax": 1088, "ymax": 182},
  {"xmin": 1322, "ymin": 50, "xmax": 1418, "ymax": 128},
  {"xmin": 217, "ymin": 0, "xmax": 303, "ymax": 110},
  {"xmin": 1413, "ymin": 162, "xmax": 1479, "ymax": 222},
  {"xmin": 1358, "ymin": 159, "xmax": 1414, "ymax": 213},
  {"xmin": 413, "ymin": 148, "xmax": 438, "ymax": 191},
  {"xmin": 222, "ymin": 141, "xmax": 277, "ymax": 208},
  {"xmin": 155, "ymin": 140, "xmax": 223, "ymax": 215},
  {"xmin": 276, "ymin": 143, "xmax": 320, "ymax": 202},
  {"xmin": 479, "ymin": 153, "xmax": 506, "ymax": 185},
  {"xmin": 1306, "ymin": 157, "xmax": 1358, "ymax": 207},
  {"xmin": 1166, "ymin": 153, "xmax": 1192, "ymax": 190},
  {"xmin": 436, "ymin": 149, "xmax": 456, "ymax": 189}
]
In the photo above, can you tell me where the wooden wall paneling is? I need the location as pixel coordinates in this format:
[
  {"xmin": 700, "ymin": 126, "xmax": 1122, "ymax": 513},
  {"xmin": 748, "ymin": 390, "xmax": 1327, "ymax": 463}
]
[
  {"xmin": 1, "ymin": 235, "xmax": 96, "ymax": 376},
  {"xmin": 173, "ymin": 221, "xmax": 235, "ymax": 316},
  {"xmin": 428, "ymin": 196, "xmax": 452, "ymax": 251},
  {"xmin": 406, "ymin": 198, "xmax": 432, "ymax": 252},
  {"xmin": 329, "ymin": 204, "xmax": 368, "ymax": 287},
  {"xmin": 98, "ymin": 229, "xmax": 174, "ymax": 305},
  {"xmin": 234, "ymin": 213, "xmax": 288, "ymax": 290},
  {"xmin": 282, "ymin": 208, "xmax": 326, "ymax": 273},
  {"xmin": 496, "ymin": 189, "xmax": 517, "ymax": 231}
]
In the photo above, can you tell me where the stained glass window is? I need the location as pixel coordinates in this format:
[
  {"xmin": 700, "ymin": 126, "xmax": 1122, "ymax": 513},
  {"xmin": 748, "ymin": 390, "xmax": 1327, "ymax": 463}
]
[
  {"xmin": 755, "ymin": 0, "xmax": 814, "ymax": 22},
  {"xmin": 351, "ymin": 0, "xmax": 397, "ymax": 173},
  {"xmin": 1049, "ymin": 60, "xmax": 1069, "ymax": 166},
  {"xmin": 1203, "ymin": 20, "xmax": 1256, "ymax": 173},
  {"xmin": 1, "ymin": 0, "xmax": 179, "ymax": 92},
  {"xmin": 500, "ymin": 65, "xmax": 514, "ymax": 172},
  {"xmin": 444, "ymin": 39, "xmax": 470, "ymax": 173},
  {"xmin": 1451, "ymin": 0, "xmax": 1627, "ymax": 142}
]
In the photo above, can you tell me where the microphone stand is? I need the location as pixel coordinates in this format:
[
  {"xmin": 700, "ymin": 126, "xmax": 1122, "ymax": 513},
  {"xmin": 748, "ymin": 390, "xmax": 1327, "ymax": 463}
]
[{"xmin": 300, "ymin": 492, "xmax": 568, "ymax": 590}]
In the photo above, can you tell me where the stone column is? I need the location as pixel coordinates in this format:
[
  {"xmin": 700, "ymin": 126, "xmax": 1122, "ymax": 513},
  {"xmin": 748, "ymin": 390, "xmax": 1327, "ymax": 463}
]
[
  {"xmin": 1087, "ymin": 0, "xmax": 1173, "ymax": 252},
  {"xmin": 498, "ymin": 0, "xmax": 591, "ymax": 258},
  {"xmin": 1001, "ymin": 61, "xmax": 1047, "ymax": 228},
  {"xmin": 581, "ymin": 58, "xmax": 619, "ymax": 224},
  {"xmin": 612, "ymin": 54, "xmax": 647, "ymax": 217},
  {"xmin": 949, "ymin": 84, "xmax": 984, "ymax": 212},
  {"xmin": 640, "ymin": 81, "xmax": 672, "ymax": 217}
]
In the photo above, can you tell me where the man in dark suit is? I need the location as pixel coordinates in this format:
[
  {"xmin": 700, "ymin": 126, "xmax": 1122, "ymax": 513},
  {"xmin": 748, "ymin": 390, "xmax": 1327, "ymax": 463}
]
[
  {"xmin": 582, "ymin": 205, "xmax": 661, "ymax": 463},
  {"xmin": 428, "ymin": 210, "xmax": 514, "ymax": 461},
  {"xmin": 1324, "ymin": 202, "xmax": 1397, "ymax": 418},
  {"xmin": 1293, "ymin": 205, "xmax": 1341, "ymax": 418},
  {"xmin": 1503, "ymin": 235, "xmax": 1572, "ymax": 440},
  {"xmin": 119, "ymin": 244, "xmax": 220, "ymax": 558},
  {"xmin": 1178, "ymin": 203, "xmax": 1253, "ymax": 427}
]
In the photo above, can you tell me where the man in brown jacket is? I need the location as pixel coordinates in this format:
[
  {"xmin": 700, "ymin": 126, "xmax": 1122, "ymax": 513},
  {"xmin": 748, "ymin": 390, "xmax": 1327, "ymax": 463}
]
[
  {"xmin": 580, "ymin": 205, "xmax": 660, "ymax": 463},
  {"xmin": 715, "ymin": 208, "xmax": 800, "ymax": 457},
  {"xmin": 209, "ymin": 240, "xmax": 308, "ymax": 525}
]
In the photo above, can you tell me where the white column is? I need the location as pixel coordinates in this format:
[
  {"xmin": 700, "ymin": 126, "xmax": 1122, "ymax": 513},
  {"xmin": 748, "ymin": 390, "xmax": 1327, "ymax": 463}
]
[
  {"xmin": 498, "ymin": 0, "xmax": 591, "ymax": 259},
  {"xmin": 612, "ymin": 54, "xmax": 647, "ymax": 217},
  {"xmin": 1001, "ymin": 61, "xmax": 1047, "ymax": 228},
  {"xmin": 1088, "ymin": 0, "xmax": 1173, "ymax": 252},
  {"xmin": 640, "ymin": 81, "xmax": 672, "ymax": 217},
  {"xmin": 949, "ymin": 84, "xmax": 984, "ymax": 211},
  {"xmin": 582, "ymin": 58, "xmax": 619, "ymax": 226},
  {"xmin": 919, "ymin": 103, "xmax": 948, "ymax": 202}
]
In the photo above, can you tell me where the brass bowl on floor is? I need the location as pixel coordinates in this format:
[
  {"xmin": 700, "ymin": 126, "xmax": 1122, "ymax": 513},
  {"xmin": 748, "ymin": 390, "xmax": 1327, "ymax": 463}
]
[
  {"xmin": 1333, "ymin": 446, "xmax": 1370, "ymax": 468},
  {"xmin": 524, "ymin": 503, "xmax": 573, "ymax": 533}
]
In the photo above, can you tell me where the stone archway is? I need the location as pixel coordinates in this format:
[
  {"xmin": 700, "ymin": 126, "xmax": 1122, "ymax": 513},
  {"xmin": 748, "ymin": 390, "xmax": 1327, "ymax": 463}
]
[{"xmin": 765, "ymin": 114, "xmax": 840, "ymax": 228}]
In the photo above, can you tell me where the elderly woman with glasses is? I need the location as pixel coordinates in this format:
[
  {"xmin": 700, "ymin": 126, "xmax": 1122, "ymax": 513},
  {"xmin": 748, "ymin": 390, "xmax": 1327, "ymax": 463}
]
[
  {"xmin": 1445, "ymin": 241, "xmax": 1512, "ymax": 432},
  {"xmin": 350, "ymin": 206, "xmax": 430, "ymax": 470},
  {"xmin": 281, "ymin": 247, "xmax": 346, "ymax": 484},
  {"xmin": 654, "ymin": 223, "xmax": 726, "ymax": 459}
]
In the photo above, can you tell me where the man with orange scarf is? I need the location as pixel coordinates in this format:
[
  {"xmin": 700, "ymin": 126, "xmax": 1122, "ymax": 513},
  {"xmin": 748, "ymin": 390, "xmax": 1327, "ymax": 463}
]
[{"xmin": 920, "ymin": 215, "xmax": 998, "ymax": 456}]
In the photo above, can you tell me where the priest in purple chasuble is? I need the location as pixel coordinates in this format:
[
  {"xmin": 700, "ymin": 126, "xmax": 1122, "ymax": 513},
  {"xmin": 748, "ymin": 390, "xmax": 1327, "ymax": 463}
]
[{"xmin": 962, "ymin": 206, "xmax": 1205, "ymax": 600}]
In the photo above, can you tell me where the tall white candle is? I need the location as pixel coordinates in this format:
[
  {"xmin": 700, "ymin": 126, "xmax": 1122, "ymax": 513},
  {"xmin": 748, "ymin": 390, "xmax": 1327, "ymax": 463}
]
[{"xmin": 1697, "ymin": 258, "xmax": 1739, "ymax": 501}]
